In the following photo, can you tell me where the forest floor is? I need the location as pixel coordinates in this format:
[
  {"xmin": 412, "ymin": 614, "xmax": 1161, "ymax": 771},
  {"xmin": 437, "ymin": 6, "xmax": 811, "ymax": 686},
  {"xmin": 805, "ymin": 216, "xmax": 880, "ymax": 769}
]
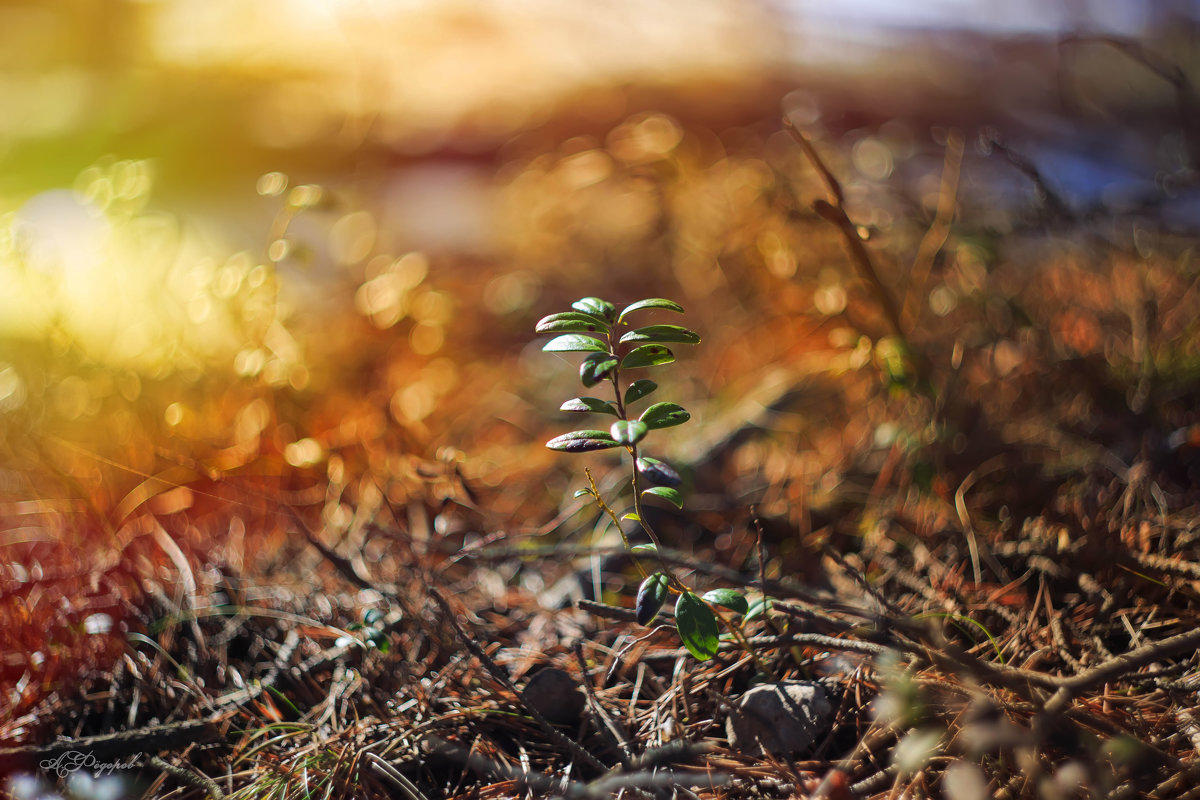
[{"xmin": 2, "ymin": 105, "xmax": 1200, "ymax": 800}]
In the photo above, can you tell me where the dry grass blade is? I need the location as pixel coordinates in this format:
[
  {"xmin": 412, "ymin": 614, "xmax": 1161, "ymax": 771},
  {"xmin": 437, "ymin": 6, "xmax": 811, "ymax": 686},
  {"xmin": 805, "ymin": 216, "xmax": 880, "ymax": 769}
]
[{"xmin": 365, "ymin": 753, "xmax": 430, "ymax": 800}]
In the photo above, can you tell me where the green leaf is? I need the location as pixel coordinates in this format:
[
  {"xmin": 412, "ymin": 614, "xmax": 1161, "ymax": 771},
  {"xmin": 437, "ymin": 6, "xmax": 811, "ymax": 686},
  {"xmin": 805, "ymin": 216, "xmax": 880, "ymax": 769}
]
[
  {"xmin": 701, "ymin": 588, "xmax": 749, "ymax": 615},
  {"xmin": 639, "ymin": 402, "xmax": 690, "ymax": 430},
  {"xmin": 636, "ymin": 456, "xmax": 681, "ymax": 487},
  {"xmin": 675, "ymin": 592, "xmax": 719, "ymax": 660},
  {"xmin": 580, "ymin": 353, "xmax": 618, "ymax": 387},
  {"xmin": 572, "ymin": 297, "xmax": 616, "ymax": 321},
  {"xmin": 619, "ymin": 325, "xmax": 701, "ymax": 345},
  {"xmin": 641, "ymin": 486, "xmax": 683, "ymax": 509},
  {"xmin": 546, "ymin": 430, "xmax": 620, "ymax": 452},
  {"xmin": 630, "ymin": 543, "xmax": 657, "ymax": 555},
  {"xmin": 610, "ymin": 419, "xmax": 649, "ymax": 445},
  {"xmin": 535, "ymin": 311, "xmax": 611, "ymax": 334},
  {"xmin": 543, "ymin": 334, "xmax": 608, "ymax": 353},
  {"xmin": 621, "ymin": 345, "xmax": 674, "ymax": 370},
  {"xmin": 744, "ymin": 597, "xmax": 774, "ymax": 622},
  {"xmin": 560, "ymin": 397, "xmax": 618, "ymax": 416},
  {"xmin": 636, "ymin": 572, "xmax": 670, "ymax": 625},
  {"xmin": 624, "ymin": 379, "xmax": 658, "ymax": 405},
  {"xmin": 617, "ymin": 298, "xmax": 684, "ymax": 324},
  {"xmin": 573, "ymin": 488, "xmax": 595, "ymax": 498},
  {"xmin": 622, "ymin": 512, "xmax": 641, "ymax": 521},
  {"xmin": 368, "ymin": 630, "xmax": 390, "ymax": 653}
]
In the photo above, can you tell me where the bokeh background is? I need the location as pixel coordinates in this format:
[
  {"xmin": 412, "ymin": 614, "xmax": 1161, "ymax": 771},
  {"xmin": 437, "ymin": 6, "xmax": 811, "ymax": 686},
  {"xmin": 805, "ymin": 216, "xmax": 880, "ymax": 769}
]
[
  {"xmin": 2, "ymin": 0, "xmax": 1199, "ymax": 747},
  {"xmin": 1, "ymin": 0, "xmax": 1195, "ymax": 471}
]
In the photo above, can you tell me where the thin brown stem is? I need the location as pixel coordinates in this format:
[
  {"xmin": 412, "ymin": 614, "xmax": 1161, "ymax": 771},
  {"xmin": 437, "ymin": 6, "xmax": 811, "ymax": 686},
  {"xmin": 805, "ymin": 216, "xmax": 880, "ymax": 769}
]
[
  {"xmin": 784, "ymin": 121, "xmax": 908, "ymax": 339},
  {"xmin": 628, "ymin": 442, "xmax": 685, "ymax": 590},
  {"xmin": 903, "ymin": 128, "xmax": 963, "ymax": 330},
  {"xmin": 582, "ymin": 468, "xmax": 643, "ymax": 580}
]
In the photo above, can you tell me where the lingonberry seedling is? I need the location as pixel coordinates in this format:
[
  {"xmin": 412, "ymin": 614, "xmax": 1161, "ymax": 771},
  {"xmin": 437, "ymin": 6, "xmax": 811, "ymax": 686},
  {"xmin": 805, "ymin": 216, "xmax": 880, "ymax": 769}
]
[{"xmin": 535, "ymin": 296, "xmax": 753, "ymax": 660}]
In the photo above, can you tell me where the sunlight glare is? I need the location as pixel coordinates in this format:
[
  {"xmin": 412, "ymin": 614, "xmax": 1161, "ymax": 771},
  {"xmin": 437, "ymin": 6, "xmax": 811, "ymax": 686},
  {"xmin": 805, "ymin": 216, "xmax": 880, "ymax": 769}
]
[{"xmin": 0, "ymin": 169, "xmax": 252, "ymax": 373}]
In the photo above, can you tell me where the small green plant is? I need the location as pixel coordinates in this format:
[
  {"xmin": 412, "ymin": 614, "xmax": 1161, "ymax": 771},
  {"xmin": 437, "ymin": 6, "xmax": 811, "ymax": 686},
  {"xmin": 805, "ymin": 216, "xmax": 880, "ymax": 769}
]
[{"xmin": 535, "ymin": 296, "xmax": 753, "ymax": 661}]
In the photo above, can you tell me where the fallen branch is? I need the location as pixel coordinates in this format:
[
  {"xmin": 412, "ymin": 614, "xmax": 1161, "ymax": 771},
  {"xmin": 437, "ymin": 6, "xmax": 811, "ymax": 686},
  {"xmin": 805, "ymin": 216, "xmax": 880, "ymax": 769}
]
[{"xmin": 0, "ymin": 720, "xmax": 220, "ymax": 774}]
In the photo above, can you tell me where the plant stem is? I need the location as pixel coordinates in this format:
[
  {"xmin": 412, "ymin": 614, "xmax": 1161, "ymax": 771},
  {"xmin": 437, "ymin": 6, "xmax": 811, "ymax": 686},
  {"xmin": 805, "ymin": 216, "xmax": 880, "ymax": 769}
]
[
  {"xmin": 590, "ymin": 305, "xmax": 763, "ymax": 668},
  {"xmin": 605, "ymin": 322, "xmax": 677, "ymax": 586},
  {"xmin": 630, "ymin": 441, "xmax": 765, "ymax": 670},
  {"xmin": 627, "ymin": 442, "xmax": 683, "ymax": 588},
  {"xmin": 583, "ymin": 468, "xmax": 647, "ymax": 580},
  {"xmin": 606, "ymin": 327, "xmax": 626, "ymax": 420},
  {"xmin": 708, "ymin": 603, "xmax": 770, "ymax": 675}
]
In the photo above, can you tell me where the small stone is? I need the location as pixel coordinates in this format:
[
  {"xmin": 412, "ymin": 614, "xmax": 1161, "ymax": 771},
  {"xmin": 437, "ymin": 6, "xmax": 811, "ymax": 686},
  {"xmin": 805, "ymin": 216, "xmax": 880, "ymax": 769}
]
[
  {"xmin": 726, "ymin": 680, "xmax": 835, "ymax": 756},
  {"xmin": 520, "ymin": 667, "xmax": 585, "ymax": 726}
]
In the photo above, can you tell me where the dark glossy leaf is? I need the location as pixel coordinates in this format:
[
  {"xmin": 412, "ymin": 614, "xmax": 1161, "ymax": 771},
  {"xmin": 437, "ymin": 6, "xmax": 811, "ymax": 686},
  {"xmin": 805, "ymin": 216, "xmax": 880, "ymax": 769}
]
[
  {"xmin": 367, "ymin": 630, "xmax": 390, "ymax": 653},
  {"xmin": 636, "ymin": 572, "xmax": 670, "ymax": 625},
  {"xmin": 535, "ymin": 311, "xmax": 611, "ymax": 334},
  {"xmin": 573, "ymin": 488, "xmax": 595, "ymax": 499},
  {"xmin": 580, "ymin": 353, "xmax": 618, "ymax": 387},
  {"xmin": 639, "ymin": 402, "xmax": 690, "ymax": 430},
  {"xmin": 641, "ymin": 486, "xmax": 683, "ymax": 509},
  {"xmin": 617, "ymin": 298, "xmax": 684, "ymax": 324},
  {"xmin": 636, "ymin": 456, "xmax": 681, "ymax": 487},
  {"xmin": 619, "ymin": 325, "xmax": 701, "ymax": 345},
  {"xmin": 572, "ymin": 297, "xmax": 616, "ymax": 321},
  {"xmin": 621, "ymin": 345, "xmax": 674, "ymax": 370},
  {"xmin": 744, "ymin": 597, "xmax": 774, "ymax": 622},
  {"xmin": 546, "ymin": 430, "xmax": 620, "ymax": 452},
  {"xmin": 624, "ymin": 379, "xmax": 658, "ymax": 405},
  {"xmin": 610, "ymin": 419, "xmax": 648, "ymax": 446},
  {"xmin": 675, "ymin": 592, "xmax": 719, "ymax": 660},
  {"xmin": 701, "ymin": 588, "xmax": 749, "ymax": 615},
  {"xmin": 542, "ymin": 334, "xmax": 608, "ymax": 353},
  {"xmin": 560, "ymin": 397, "xmax": 618, "ymax": 416}
]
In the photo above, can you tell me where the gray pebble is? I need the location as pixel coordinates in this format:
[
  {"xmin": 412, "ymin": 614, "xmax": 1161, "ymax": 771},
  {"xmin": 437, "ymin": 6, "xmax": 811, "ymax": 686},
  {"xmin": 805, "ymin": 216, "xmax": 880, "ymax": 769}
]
[
  {"xmin": 726, "ymin": 680, "xmax": 835, "ymax": 756},
  {"xmin": 520, "ymin": 667, "xmax": 585, "ymax": 726}
]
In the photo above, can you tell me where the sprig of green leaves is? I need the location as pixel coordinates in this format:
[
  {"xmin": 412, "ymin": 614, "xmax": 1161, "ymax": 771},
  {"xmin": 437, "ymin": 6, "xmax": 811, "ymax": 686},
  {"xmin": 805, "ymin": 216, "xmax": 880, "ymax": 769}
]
[{"xmin": 535, "ymin": 296, "xmax": 753, "ymax": 661}]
